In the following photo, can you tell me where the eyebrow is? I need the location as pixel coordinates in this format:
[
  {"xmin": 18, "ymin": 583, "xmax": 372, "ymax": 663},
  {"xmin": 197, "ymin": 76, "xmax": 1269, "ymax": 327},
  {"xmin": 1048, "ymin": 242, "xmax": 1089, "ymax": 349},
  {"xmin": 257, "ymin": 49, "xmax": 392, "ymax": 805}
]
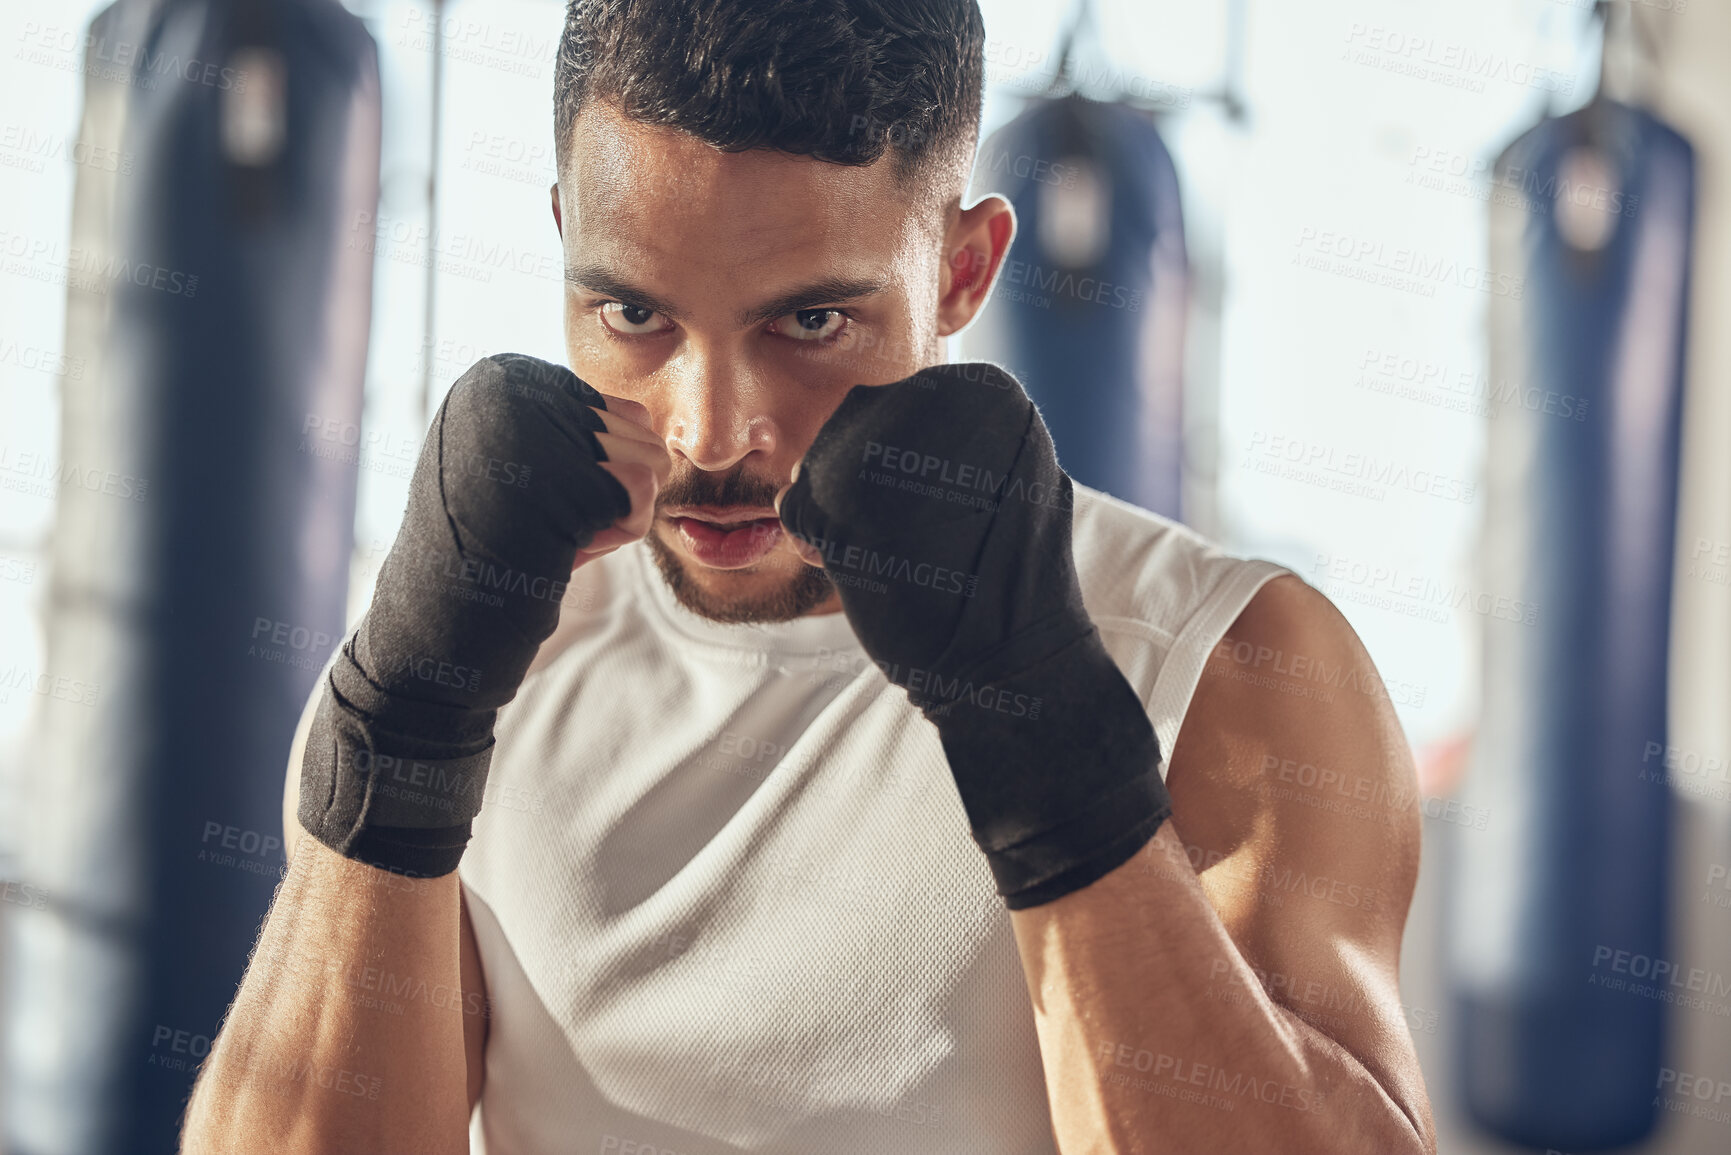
[
  {"xmin": 565, "ymin": 263, "xmax": 887, "ymax": 328},
  {"xmin": 737, "ymin": 275, "xmax": 887, "ymax": 328}
]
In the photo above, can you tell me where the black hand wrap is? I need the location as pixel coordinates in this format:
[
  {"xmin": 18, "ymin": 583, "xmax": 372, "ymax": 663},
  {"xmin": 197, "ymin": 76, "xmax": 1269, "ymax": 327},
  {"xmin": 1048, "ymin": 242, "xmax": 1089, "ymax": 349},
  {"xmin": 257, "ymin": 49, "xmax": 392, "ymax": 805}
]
[
  {"xmin": 298, "ymin": 354, "xmax": 632, "ymax": 877},
  {"xmin": 778, "ymin": 363, "xmax": 1171, "ymax": 909}
]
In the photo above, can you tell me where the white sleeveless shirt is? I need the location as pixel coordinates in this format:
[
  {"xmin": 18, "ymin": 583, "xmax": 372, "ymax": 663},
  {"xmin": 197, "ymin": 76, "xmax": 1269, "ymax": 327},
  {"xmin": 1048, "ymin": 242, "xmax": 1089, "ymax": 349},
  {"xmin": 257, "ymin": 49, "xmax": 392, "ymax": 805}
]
[{"xmin": 460, "ymin": 485, "xmax": 1288, "ymax": 1154}]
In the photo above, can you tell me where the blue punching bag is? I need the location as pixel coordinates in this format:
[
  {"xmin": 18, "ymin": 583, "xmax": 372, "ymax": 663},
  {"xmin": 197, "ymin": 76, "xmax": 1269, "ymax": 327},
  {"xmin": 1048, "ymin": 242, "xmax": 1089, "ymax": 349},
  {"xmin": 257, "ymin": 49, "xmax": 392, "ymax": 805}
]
[
  {"xmin": 1448, "ymin": 99, "xmax": 1693, "ymax": 1150},
  {"xmin": 2, "ymin": 1, "xmax": 378, "ymax": 1152},
  {"xmin": 964, "ymin": 95, "xmax": 1188, "ymax": 518}
]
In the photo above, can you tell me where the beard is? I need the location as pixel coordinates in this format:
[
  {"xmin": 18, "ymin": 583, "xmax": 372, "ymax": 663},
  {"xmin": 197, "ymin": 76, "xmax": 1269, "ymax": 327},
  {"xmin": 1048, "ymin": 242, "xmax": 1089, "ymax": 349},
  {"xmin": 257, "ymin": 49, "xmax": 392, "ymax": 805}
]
[
  {"xmin": 645, "ymin": 462, "xmax": 834, "ymax": 624},
  {"xmin": 645, "ymin": 531, "xmax": 834, "ymax": 623}
]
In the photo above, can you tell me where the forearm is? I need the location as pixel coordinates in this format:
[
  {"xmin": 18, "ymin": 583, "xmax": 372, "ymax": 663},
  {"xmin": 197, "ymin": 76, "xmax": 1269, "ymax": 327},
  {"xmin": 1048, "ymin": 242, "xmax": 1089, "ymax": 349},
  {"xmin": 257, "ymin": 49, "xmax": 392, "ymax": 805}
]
[
  {"xmin": 1009, "ymin": 822, "xmax": 1430, "ymax": 1155},
  {"xmin": 180, "ymin": 838, "xmax": 470, "ymax": 1155}
]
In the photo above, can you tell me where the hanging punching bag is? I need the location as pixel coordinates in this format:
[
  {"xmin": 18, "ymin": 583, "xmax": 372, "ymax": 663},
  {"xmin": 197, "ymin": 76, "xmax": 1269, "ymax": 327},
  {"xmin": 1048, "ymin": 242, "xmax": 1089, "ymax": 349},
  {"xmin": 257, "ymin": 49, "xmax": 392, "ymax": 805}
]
[
  {"xmin": 963, "ymin": 95, "xmax": 1189, "ymax": 518},
  {"xmin": 1448, "ymin": 99, "xmax": 1693, "ymax": 1151},
  {"xmin": 2, "ymin": 2, "xmax": 378, "ymax": 1152}
]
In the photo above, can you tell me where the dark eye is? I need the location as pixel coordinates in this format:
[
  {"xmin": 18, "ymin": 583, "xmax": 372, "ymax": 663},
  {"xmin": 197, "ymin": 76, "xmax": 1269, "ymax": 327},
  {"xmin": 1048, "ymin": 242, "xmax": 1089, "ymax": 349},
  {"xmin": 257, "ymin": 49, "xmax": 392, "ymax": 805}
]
[
  {"xmin": 770, "ymin": 308, "xmax": 848, "ymax": 342},
  {"xmin": 599, "ymin": 302, "xmax": 673, "ymax": 336}
]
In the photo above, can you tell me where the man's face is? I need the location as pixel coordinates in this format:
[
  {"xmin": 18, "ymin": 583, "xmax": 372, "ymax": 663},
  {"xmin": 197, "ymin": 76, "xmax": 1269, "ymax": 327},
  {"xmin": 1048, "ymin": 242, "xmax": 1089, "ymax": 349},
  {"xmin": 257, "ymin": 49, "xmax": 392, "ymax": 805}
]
[{"xmin": 553, "ymin": 102, "xmax": 1008, "ymax": 623}]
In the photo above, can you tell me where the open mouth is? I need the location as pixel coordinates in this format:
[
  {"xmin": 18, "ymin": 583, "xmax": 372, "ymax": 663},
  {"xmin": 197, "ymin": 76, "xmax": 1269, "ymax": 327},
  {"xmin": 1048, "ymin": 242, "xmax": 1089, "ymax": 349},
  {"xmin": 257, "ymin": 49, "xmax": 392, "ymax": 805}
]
[{"xmin": 663, "ymin": 507, "xmax": 786, "ymax": 569}]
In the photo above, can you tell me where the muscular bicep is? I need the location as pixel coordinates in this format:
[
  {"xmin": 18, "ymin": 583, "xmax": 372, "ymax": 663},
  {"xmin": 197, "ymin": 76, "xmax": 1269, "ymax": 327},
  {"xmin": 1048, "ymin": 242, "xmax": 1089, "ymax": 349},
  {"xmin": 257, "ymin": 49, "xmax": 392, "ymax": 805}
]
[{"xmin": 1164, "ymin": 575, "xmax": 1424, "ymax": 1103}]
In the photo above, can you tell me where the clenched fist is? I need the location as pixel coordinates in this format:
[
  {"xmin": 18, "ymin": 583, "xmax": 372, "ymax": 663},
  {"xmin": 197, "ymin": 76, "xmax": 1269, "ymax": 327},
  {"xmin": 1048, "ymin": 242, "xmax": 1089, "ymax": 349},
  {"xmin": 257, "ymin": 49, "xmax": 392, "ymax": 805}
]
[
  {"xmin": 298, "ymin": 354, "xmax": 667, "ymax": 877},
  {"xmin": 777, "ymin": 363, "xmax": 1170, "ymax": 909}
]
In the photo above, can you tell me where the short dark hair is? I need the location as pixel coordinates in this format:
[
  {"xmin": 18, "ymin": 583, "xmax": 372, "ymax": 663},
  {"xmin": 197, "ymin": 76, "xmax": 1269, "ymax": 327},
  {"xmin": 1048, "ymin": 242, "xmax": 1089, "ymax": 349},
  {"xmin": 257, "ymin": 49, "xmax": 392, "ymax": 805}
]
[{"xmin": 554, "ymin": 0, "xmax": 985, "ymax": 187}]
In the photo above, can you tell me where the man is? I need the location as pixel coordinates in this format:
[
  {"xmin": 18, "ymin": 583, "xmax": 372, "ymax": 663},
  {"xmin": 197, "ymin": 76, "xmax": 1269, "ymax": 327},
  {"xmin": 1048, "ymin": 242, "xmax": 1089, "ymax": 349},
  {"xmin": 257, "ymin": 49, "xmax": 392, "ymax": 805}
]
[{"xmin": 182, "ymin": 1, "xmax": 1436, "ymax": 1152}]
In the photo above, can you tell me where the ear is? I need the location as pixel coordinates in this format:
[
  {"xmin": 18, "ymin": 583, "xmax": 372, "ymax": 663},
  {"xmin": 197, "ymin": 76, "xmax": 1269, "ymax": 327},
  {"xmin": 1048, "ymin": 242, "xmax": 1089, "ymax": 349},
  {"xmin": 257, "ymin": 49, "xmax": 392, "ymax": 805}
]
[
  {"xmin": 550, "ymin": 182, "xmax": 563, "ymax": 238},
  {"xmin": 936, "ymin": 194, "xmax": 1015, "ymax": 338}
]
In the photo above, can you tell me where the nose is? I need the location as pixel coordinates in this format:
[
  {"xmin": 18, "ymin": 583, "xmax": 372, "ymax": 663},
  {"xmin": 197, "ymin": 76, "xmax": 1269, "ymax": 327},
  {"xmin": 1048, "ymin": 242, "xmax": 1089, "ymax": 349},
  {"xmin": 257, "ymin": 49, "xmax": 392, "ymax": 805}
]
[{"xmin": 662, "ymin": 354, "xmax": 779, "ymax": 472}]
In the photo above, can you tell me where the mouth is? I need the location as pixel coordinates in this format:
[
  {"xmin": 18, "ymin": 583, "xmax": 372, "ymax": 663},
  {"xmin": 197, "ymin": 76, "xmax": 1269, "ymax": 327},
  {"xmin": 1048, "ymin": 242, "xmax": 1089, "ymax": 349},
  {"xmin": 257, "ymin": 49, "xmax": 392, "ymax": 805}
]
[{"xmin": 661, "ymin": 505, "xmax": 786, "ymax": 569}]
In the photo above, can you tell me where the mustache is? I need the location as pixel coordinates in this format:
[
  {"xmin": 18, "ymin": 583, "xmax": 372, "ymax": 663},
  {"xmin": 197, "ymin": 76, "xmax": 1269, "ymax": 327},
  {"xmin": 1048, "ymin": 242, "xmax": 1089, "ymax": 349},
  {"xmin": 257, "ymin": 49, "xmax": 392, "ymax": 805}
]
[{"xmin": 654, "ymin": 463, "xmax": 787, "ymax": 513}]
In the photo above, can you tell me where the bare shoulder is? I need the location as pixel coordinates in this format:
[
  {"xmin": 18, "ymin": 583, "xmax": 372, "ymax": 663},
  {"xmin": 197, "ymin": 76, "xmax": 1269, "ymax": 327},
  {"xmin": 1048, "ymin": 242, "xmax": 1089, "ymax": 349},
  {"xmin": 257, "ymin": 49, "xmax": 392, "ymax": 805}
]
[
  {"xmin": 1162, "ymin": 573, "xmax": 1427, "ymax": 1098},
  {"xmin": 1165, "ymin": 574, "xmax": 1420, "ymax": 935}
]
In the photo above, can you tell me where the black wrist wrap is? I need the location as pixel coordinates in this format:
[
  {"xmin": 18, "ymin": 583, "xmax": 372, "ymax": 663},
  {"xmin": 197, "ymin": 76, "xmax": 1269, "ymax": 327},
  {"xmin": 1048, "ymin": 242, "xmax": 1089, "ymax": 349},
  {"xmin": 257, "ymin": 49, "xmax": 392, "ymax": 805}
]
[
  {"xmin": 298, "ymin": 354, "xmax": 631, "ymax": 877},
  {"xmin": 778, "ymin": 363, "xmax": 1171, "ymax": 909}
]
